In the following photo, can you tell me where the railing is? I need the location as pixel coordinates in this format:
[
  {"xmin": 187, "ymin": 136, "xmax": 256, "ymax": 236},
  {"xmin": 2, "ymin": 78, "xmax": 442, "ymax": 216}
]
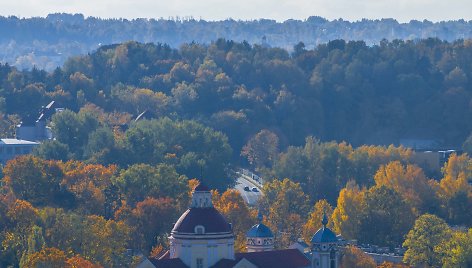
[{"xmin": 238, "ymin": 168, "xmax": 263, "ymax": 186}]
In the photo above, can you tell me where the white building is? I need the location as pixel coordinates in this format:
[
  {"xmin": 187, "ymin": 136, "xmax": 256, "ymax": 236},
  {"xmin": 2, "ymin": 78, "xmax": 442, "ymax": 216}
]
[
  {"xmin": 0, "ymin": 139, "xmax": 39, "ymax": 165},
  {"xmin": 168, "ymin": 183, "xmax": 235, "ymax": 268},
  {"xmin": 150, "ymin": 181, "xmax": 331, "ymax": 268}
]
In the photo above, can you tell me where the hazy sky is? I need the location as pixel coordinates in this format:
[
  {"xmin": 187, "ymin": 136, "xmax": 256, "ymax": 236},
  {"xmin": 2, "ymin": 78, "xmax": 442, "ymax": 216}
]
[{"xmin": 1, "ymin": 0, "xmax": 471, "ymax": 22}]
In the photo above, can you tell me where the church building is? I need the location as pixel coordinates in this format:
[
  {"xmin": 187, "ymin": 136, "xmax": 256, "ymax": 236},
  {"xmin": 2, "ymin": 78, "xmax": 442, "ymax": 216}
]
[{"xmin": 150, "ymin": 181, "xmax": 340, "ymax": 268}]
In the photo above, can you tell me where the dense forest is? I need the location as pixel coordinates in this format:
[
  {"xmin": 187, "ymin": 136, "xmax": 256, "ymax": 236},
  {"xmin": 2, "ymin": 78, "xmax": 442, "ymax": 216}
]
[
  {"xmin": 2, "ymin": 38, "xmax": 472, "ymax": 153},
  {"xmin": 0, "ymin": 38, "xmax": 472, "ymax": 267},
  {"xmin": 2, "ymin": 13, "xmax": 472, "ymax": 70}
]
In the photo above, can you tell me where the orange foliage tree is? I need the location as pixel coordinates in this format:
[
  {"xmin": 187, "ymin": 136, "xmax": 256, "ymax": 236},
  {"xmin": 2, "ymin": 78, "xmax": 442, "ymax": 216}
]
[
  {"xmin": 61, "ymin": 161, "xmax": 117, "ymax": 215},
  {"xmin": 213, "ymin": 189, "xmax": 255, "ymax": 251},
  {"xmin": 126, "ymin": 197, "xmax": 178, "ymax": 253},
  {"xmin": 3, "ymin": 155, "xmax": 65, "ymax": 206}
]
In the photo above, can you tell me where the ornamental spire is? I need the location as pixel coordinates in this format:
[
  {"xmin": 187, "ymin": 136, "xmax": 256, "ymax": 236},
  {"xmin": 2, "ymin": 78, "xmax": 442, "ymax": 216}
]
[
  {"xmin": 257, "ymin": 209, "xmax": 263, "ymax": 223},
  {"xmin": 322, "ymin": 211, "xmax": 328, "ymax": 227}
]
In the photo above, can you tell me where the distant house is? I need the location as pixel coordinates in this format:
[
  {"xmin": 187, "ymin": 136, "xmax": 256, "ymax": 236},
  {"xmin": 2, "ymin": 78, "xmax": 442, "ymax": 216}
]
[
  {"xmin": 0, "ymin": 139, "xmax": 39, "ymax": 165},
  {"xmin": 16, "ymin": 101, "xmax": 61, "ymax": 141},
  {"xmin": 399, "ymin": 138, "xmax": 440, "ymax": 151}
]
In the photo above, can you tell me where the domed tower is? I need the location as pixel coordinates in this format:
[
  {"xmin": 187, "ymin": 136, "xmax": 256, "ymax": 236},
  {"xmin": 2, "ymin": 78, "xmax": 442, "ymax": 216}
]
[
  {"xmin": 311, "ymin": 213, "xmax": 339, "ymax": 268},
  {"xmin": 246, "ymin": 211, "xmax": 274, "ymax": 252},
  {"xmin": 169, "ymin": 182, "xmax": 235, "ymax": 268}
]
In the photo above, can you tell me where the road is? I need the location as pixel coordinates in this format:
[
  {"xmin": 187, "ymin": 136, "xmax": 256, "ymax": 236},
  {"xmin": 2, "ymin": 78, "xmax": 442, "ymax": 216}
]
[{"xmin": 234, "ymin": 176, "xmax": 262, "ymax": 206}]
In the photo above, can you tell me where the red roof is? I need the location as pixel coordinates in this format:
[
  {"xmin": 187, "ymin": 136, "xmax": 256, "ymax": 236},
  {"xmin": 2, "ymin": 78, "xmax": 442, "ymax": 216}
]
[
  {"xmin": 172, "ymin": 207, "xmax": 233, "ymax": 234},
  {"xmin": 150, "ymin": 258, "xmax": 188, "ymax": 268},
  {"xmin": 211, "ymin": 249, "xmax": 310, "ymax": 268}
]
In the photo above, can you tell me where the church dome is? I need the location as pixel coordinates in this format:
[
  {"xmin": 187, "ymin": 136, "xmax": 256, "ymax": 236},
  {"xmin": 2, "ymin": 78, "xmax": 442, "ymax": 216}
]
[
  {"xmin": 311, "ymin": 213, "xmax": 337, "ymax": 243},
  {"xmin": 311, "ymin": 226, "xmax": 338, "ymax": 243},
  {"xmin": 246, "ymin": 223, "xmax": 274, "ymax": 238},
  {"xmin": 172, "ymin": 207, "xmax": 232, "ymax": 234}
]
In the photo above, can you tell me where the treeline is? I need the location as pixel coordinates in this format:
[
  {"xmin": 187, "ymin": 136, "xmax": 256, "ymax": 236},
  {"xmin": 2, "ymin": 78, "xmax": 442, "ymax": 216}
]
[
  {"xmin": 1, "ymin": 144, "xmax": 471, "ymax": 266},
  {"xmin": 0, "ymin": 34, "xmax": 471, "ymax": 266},
  {"xmin": 257, "ymin": 141, "xmax": 472, "ymax": 267},
  {"xmin": 1, "ymin": 39, "xmax": 472, "ymax": 157},
  {"xmin": 0, "ymin": 155, "xmax": 255, "ymax": 267},
  {"xmin": 2, "ymin": 13, "xmax": 472, "ymax": 70}
]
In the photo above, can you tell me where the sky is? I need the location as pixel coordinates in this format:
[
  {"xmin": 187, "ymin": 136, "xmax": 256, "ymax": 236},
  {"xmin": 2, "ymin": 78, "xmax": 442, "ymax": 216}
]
[{"xmin": 1, "ymin": 0, "xmax": 471, "ymax": 22}]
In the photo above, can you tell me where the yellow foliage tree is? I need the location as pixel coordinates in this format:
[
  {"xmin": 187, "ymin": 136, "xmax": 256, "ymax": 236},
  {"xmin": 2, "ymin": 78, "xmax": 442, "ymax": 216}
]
[
  {"xmin": 260, "ymin": 178, "xmax": 309, "ymax": 248},
  {"xmin": 438, "ymin": 154, "xmax": 472, "ymax": 224},
  {"xmin": 332, "ymin": 181, "xmax": 366, "ymax": 240},
  {"xmin": 302, "ymin": 199, "xmax": 334, "ymax": 243},
  {"xmin": 374, "ymin": 161, "xmax": 438, "ymax": 214},
  {"xmin": 439, "ymin": 153, "xmax": 472, "ymax": 198}
]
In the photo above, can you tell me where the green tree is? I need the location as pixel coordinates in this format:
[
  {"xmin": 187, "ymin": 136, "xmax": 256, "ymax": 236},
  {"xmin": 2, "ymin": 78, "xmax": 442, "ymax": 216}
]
[
  {"xmin": 51, "ymin": 109, "xmax": 99, "ymax": 157},
  {"xmin": 437, "ymin": 228, "xmax": 472, "ymax": 267},
  {"xmin": 360, "ymin": 185, "xmax": 415, "ymax": 247},
  {"xmin": 83, "ymin": 127, "xmax": 115, "ymax": 160},
  {"xmin": 123, "ymin": 118, "xmax": 232, "ymax": 189},
  {"xmin": 115, "ymin": 163, "xmax": 187, "ymax": 205},
  {"xmin": 403, "ymin": 214, "xmax": 452, "ymax": 267},
  {"xmin": 33, "ymin": 140, "xmax": 71, "ymax": 161}
]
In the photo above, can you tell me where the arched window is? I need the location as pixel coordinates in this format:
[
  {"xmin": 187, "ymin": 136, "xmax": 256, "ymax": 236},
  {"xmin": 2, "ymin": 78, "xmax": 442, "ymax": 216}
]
[
  {"xmin": 195, "ymin": 225, "xmax": 205, "ymax": 234},
  {"xmin": 330, "ymin": 248, "xmax": 336, "ymax": 268}
]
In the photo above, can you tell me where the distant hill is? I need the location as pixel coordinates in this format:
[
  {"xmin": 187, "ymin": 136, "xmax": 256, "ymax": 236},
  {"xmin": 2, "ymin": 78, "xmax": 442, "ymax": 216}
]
[
  {"xmin": 2, "ymin": 38, "xmax": 472, "ymax": 151},
  {"xmin": 1, "ymin": 13, "xmax": 472, "ymax": 70}
]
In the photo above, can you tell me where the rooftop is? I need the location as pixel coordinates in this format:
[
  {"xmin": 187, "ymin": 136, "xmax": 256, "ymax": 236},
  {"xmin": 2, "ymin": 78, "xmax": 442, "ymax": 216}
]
[
  {"xmin": 172, "ymin": 207, "xmax": 232, "ymax": 234},
  {"xmin": 0, "ymin": 139, "xmax": 40, "ymax": 145},
  {"xmin": 246, "ymin": 223, "xmax": 273, "ymax": 238}
]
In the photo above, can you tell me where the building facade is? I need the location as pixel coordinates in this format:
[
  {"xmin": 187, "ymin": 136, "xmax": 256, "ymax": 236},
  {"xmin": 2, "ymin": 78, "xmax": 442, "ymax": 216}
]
[
  {"xmin": 169, "ymin": 183, "xmax": 235, "ymax": 268},
  {"xmin": 151, "ymin": 181, "xmax": 339, "ymax": 268}
]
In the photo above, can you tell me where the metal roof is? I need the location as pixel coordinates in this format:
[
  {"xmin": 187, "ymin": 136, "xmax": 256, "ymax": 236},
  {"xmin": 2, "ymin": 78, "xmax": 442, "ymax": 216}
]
[{"xmin": 0, "ymin": 139, "xmax": 40, "ymax": 145}]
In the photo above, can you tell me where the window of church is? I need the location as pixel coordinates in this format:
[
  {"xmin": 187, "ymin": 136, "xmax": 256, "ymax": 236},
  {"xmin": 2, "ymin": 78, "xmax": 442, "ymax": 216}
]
[
  {"xmin": 195, "ymin": 225, "xmax": 205, "ymax": 234},
  {"xmin": 330, "ymin": 249, "xmax": 336, "ymax": 268},
  {"xmin": 196, "ymin": 258, "xmax": 203, "ymax": 268}
]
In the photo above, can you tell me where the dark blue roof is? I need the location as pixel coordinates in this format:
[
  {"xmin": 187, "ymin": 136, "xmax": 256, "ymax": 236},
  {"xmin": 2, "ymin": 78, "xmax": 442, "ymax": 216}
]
[
  {"xmin": 311, "ymin": 226, "xmax": 338, "ymax": 243},
  {"xmin": 246, "ymin": 223, "xmax": 274, "ymax": 238}
]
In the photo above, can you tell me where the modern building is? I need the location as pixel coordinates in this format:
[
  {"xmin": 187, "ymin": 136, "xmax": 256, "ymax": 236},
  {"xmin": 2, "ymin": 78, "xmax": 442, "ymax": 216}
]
[
  {"xmin": 0, "ymin": 139, "xmax": 39, "ymax": 165},
  {"xmin": 149, "ymin": 181, "xmax": 340, "ymax": 268}
]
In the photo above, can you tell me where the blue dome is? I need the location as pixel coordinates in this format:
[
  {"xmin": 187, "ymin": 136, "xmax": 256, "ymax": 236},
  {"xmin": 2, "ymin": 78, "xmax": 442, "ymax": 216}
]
[
  {"xmin": 311, "ymin": 226, "xmax": 338, "ymax": 243},
  {"xmin": 246, "ymin": 223, "xmax": 274, "ymax": 238}
]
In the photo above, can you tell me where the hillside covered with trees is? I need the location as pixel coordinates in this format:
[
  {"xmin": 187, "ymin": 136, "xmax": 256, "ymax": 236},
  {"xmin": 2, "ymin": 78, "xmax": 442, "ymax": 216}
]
[
  {"xmin": 2, "ymin": 38, "xmax": 472, "ymax": 153},
  {"xmin": 2, "ymin": 13, "xmax": 472, "ymax": 70},
  {"xmin": 0, "ymin": 38, "xmax": 472, "ymax": 266}
]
